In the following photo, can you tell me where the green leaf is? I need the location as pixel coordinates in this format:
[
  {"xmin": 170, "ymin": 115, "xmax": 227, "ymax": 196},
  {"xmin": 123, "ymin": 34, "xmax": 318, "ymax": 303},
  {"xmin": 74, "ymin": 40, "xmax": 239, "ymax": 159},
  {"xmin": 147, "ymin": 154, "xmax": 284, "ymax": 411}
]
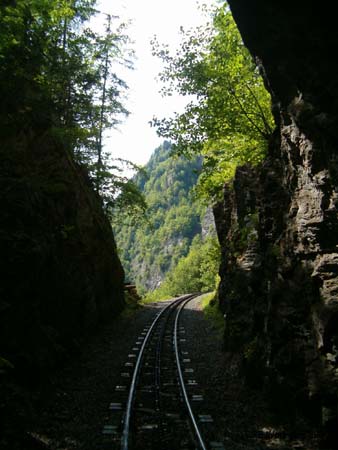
[{"xmin": 151, "ymin": 4, "xmax": 274, "ymax": 202}]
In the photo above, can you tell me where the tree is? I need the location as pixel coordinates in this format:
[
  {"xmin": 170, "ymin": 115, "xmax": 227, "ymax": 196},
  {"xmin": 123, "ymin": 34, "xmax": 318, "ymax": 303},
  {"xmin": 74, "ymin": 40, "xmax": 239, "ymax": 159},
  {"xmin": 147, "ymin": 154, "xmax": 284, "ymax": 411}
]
[
  {"xmin": 113, "ymin": 141, "xmax": 204, "ymax": 293},
  {"xmin": 145, "ymin": 234, "xmax": 221, "ymax": 299},
  {"xmin": 0, "ymin": 0, "xmax": 144, "ymax": 220},
  {"xmin": 152, "ymin": 4, "xmax": 274, "ymax": 202}
]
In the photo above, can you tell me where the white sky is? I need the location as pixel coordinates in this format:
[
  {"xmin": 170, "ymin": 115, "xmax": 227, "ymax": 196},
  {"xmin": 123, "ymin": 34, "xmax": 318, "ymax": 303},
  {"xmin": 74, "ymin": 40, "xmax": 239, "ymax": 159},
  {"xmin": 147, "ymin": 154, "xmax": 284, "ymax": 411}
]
[{"xmin": 96, "ymin": 0, "xmax": 215, "ymax": 169}]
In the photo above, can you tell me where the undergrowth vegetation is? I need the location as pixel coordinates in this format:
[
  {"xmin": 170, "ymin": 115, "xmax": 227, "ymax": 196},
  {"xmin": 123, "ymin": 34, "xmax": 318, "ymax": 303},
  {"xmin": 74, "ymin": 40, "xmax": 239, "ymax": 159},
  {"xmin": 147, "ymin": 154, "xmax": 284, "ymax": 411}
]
[
  {"xmin": 200, "ymin": 292, "xmax": 224, "ymax": 338},
  {"xmin": 141, "ymin": 235, "xmax": 220, "ymax": 302}
]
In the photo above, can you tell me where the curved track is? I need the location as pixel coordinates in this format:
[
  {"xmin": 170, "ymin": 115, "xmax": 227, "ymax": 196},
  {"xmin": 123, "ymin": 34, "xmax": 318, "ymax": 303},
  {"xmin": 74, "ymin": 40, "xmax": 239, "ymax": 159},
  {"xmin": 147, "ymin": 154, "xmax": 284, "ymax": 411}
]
[{"xmin": 109, "ymin": 293, "xmax": 211, "ymax": 450}]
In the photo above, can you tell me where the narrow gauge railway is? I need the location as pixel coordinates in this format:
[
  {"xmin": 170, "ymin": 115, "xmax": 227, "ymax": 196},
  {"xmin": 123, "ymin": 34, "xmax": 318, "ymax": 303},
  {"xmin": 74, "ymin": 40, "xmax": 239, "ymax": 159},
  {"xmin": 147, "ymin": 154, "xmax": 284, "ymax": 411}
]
[{"xmin": 103, "ymin": 294, "xmax": 221, "ymax": 450}]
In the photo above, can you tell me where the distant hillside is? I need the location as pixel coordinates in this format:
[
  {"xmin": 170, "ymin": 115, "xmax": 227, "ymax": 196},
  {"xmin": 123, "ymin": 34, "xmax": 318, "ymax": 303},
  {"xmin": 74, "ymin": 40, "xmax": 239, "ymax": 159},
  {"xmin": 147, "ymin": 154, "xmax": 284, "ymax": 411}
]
[{"xmin": 114, "ymin": 141, "xmax": 214, "ymax": 294}]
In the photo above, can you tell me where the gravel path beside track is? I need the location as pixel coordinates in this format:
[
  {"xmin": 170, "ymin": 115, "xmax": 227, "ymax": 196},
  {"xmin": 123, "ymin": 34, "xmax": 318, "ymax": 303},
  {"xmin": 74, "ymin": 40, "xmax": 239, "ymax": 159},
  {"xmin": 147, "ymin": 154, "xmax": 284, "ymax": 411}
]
[{"xmin": 181, "ymin": 295, "xmax": 323, "ymax": 450}]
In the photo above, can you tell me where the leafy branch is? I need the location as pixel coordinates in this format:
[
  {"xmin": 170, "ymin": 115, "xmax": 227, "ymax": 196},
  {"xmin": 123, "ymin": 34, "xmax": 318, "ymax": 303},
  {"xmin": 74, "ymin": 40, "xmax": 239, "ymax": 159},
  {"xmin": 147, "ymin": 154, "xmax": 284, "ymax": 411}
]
[{"xmin": 151, "ymin": 4, "xmax": 274, "ymax": 202}]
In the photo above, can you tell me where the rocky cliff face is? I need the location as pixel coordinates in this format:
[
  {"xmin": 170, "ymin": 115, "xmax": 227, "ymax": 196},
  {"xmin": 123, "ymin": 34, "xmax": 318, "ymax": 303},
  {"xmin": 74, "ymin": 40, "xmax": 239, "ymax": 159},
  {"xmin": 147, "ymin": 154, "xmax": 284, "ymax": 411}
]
[
  {"xmin": 215, "ymin": 0, "xmax": 338, "ymax": 440},
  {"xmin": 0, "ymin": 130, "xmax": 125, "ymax": 376}
]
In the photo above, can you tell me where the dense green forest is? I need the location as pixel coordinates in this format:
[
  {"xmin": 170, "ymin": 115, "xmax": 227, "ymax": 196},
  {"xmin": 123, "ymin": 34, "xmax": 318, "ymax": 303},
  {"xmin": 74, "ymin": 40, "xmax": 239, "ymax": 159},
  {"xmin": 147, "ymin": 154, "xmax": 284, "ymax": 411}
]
[
  {"xmin": 0, "ymin": 0, "xmax": 145, "ymax": 217},
  {"xmin": 114, "ymin": 141, "xmax": 220, "ymax": 296}
]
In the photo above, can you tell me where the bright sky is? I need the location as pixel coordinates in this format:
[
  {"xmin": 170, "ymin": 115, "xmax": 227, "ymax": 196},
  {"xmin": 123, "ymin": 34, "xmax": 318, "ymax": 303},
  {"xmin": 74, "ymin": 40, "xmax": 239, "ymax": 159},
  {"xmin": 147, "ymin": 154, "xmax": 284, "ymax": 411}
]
[{"xmin": 96, "ymin": 0, "xmax": 215, "ymax": 169}]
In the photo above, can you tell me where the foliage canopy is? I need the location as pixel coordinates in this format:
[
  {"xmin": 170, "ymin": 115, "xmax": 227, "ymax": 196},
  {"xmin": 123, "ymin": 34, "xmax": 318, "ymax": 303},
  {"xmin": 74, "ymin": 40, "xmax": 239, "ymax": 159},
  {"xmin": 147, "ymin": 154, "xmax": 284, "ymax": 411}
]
[
  {"xmin": 0, "ymin": 0, "xmax": 145, "ymax": 219},
  {"xmin": 152, "ymin": 4, "xmax": 274, "ymax": 202},
  {"xmin": 149, "ymin": 234, "xmax": 221, "ymax": 299}
]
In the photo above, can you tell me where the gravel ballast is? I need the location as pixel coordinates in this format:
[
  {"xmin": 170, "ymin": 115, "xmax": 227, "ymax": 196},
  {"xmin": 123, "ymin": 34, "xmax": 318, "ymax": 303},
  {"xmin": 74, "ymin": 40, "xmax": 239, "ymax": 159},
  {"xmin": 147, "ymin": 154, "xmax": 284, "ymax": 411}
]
[{"xmin": 2, "ymin": 296, "xmax": 328, "ymax": 449}]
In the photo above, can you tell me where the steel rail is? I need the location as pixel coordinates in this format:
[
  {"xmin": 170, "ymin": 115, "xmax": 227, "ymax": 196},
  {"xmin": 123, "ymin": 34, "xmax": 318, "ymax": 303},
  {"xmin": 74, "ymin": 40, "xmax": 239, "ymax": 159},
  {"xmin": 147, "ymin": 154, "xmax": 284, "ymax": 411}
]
[
  {"xmin": 174, "ymin": 295, "xmax": 207, "ymax": 450},
  {"xmin": 120, "ymin": 294, "xmax": 191, "ymax": 450}
]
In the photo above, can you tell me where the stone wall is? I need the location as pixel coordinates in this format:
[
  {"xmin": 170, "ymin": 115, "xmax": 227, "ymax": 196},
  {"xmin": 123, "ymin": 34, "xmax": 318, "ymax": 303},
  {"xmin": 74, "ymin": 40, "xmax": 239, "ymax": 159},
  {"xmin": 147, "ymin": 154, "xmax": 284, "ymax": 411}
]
[
  {"xmin": 0, "ymin": 130, "xmax": 125, "ymax": 376},
  {"xmin": 215, "ymin": 0, "xmax": 338, "ymax": 439}
]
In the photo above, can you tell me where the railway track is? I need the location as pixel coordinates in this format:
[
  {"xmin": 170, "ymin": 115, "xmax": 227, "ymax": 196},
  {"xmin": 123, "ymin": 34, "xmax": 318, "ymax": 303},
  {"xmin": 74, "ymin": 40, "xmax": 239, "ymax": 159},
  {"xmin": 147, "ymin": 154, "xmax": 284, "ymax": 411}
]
[{"xmin": 102, "ymin": 294, "xmax": 223, "ymax": 450}]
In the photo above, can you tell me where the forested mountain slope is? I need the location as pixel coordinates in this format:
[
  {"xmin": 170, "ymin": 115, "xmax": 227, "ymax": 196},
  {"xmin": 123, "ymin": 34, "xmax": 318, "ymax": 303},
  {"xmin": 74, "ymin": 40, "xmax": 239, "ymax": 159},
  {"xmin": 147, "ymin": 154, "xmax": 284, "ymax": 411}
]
[{"xmin": 114, "ymin": 141, "xmax": 215, "ymax": 293}]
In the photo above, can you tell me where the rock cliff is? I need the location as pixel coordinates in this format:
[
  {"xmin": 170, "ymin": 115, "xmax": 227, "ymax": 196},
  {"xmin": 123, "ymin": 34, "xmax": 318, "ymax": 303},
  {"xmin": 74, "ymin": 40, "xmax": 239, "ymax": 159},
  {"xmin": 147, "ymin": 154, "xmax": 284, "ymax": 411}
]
[
  {"xmin": 215, "ymin": 0, "xmax": 338, "ymax": 441},
  {"xmin": 0, "ymin": 130, "xmax": 125, "ymax": 376}
]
